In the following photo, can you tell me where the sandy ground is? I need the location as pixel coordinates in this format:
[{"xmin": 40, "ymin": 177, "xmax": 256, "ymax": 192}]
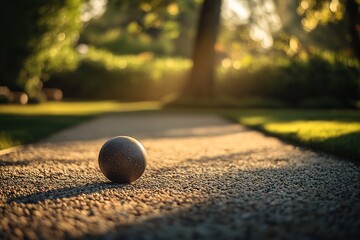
[{"xmin": 0, "ymin": 112, "xmax": 359, "ymax": 240}]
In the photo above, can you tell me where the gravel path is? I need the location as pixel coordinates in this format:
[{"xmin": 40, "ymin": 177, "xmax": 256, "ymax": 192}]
[{"xmin": 1, "ymin": 112, "xmax": 359, "ymax": 240}]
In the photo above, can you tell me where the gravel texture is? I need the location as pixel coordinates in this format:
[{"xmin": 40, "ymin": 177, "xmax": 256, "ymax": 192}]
[{"xmin": 0, "ymin": 112, "xmax": 359, "ymax": 240}]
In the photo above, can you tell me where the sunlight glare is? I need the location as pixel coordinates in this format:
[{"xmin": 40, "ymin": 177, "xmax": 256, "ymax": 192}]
[
  {"xmin": 249, "ymin": 26, "xmax": 273, "ymax": 48},
  {"xmin": 167, "ymin": 3, "xmax": 179, "ymax": 16},
  {"xmin": 81, "ymin": 0, "xmax": 108, "ymax": 22},
  {"xmin": 329, "ymin": 0, "xmax": 340, "ymax": 12},
  {"xmin": 221, "ymin": 58, "xmax": 232, "ymax": 68},
  {"xmin": 222, "ymin": 0, "xmax": 282, "ymax": 48},
  {"xmin": 222, "ymin": 0, "xmax": 250, "ymax": 28}
]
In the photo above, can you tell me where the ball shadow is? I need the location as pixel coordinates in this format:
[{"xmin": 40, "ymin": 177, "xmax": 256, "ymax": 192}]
[{"xmin": 7, "ymin": 182, "xmax": 126, "ymax": 204}]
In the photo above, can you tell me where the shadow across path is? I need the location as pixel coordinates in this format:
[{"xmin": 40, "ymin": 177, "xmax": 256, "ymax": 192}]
[
  {"xmin": 76, "ymin": 162, "xmax": 360, "ymax": 240},
  {"xmin": 7, "ymin": 182, "xmax": 126, "ymax": 204}
]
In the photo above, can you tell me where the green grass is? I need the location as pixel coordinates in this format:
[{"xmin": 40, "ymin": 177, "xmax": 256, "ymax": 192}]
[
  {"xmin": 224, "ymin": 109, "xmax": 360, "ymax": 161},
  {"xmin": 0, "ymin": 101, "xmax": 161, "ymax": 150},
  {"xmin": 0, "ymin": 115, "xmax": 90, "ymax": 150}
]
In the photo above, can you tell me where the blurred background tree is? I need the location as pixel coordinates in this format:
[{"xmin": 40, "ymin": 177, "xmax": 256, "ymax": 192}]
[
  {"xmin": 80, "ymin": 0, "xmax": 200, "ymax": 56},
  {"xmin": 1, "ymin": 0, "xmax": 359, "ymax": 107},
  {"xmin": 0, "ymin": 0, "xmax": 83, "ymax": 100},
  {"xmin": 291, "ymin": 0, "xmax": 360, "ymax": 59},
  {"xmin": 273, "ymin": 0, "xmax": 353, "ymax": 58},
  {"xmin": 216, "ymin": 0, "xmax": 359, "ymax": 108},
  {"xmin": 181, "ymin": 0, "xmax": 221, "ymax": 100}
]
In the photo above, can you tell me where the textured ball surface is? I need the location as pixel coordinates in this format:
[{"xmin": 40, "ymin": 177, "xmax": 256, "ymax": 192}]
[{"xmin": 98, "ymin": 136, "xmax": 147, "ymax": 183}]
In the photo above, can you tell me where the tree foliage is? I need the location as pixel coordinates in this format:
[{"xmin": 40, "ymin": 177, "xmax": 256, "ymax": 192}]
[
  {"xmin": 293, "ymin": 0, "xmax": 359, "ymax": 59},
  {"xmin": 0, "ymin": 0, "xmax": 83, "ymax": 97},
  {"xmin": 297, "ymin": 0, "xmax": 345, "ymax": 31},
  {"xmin": 80, "ymin": 0, "xmax": 201, "ymax": 57}
]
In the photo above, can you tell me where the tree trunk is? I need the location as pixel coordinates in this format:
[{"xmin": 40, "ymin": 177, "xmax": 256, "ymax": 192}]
[
  {"xmin": 181, "ymin": 0, "xmax": 221, "ymax": 99},
  {"xmin": 345, "ymin": 0, "xmax": 360, "ymax": 60}
]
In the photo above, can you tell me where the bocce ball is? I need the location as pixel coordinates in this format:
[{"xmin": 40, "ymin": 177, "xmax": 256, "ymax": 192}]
[{"xmin": 98, "ymin": 136, "xmax": 147, "ymax": 184}]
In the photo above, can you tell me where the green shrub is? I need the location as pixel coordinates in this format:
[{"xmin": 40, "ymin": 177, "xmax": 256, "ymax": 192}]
[
  {"xmin": 28, "ymin": 92, "xmax": 47, "ymax": 104},
  {"xmin": 47, "ymin": 47, "xmax": 191, "ymax": 100},
  {"xmin": 218, "ymin": 54, "xmax": 360, "ymax": 108},
  {"xmin": 298, "ymin": 97, "xmax": 345, "ymax": 109},
  {"xmin": 218, "ymin": 96, "xmax": 289, "ymax": 108}
]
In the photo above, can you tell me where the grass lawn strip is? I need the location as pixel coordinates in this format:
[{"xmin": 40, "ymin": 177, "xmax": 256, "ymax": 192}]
[{"xmin": 225, "ymin": 109, "xmax": 360, "ymax": 161}]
